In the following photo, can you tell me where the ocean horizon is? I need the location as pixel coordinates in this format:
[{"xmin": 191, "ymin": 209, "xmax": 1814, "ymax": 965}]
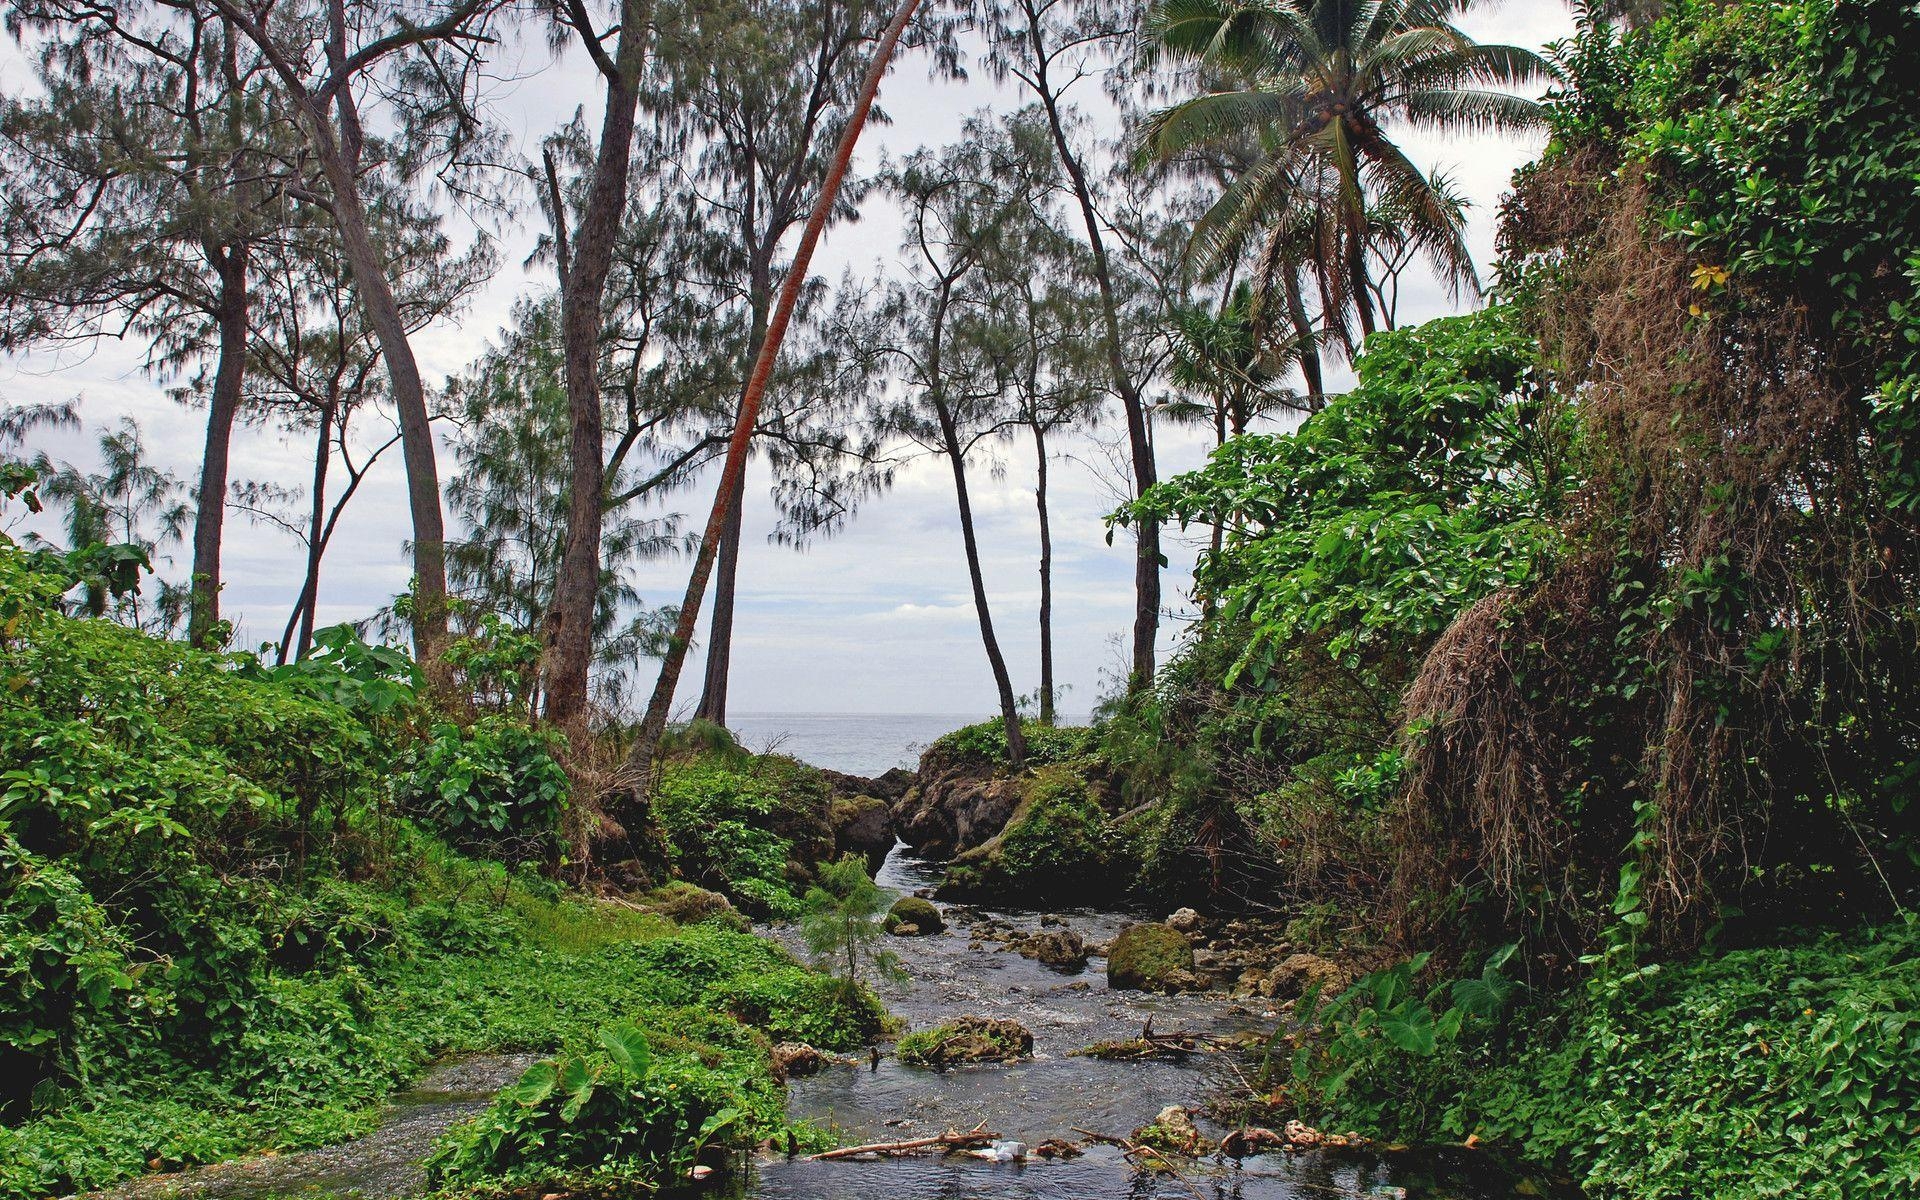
[{"xmin": 722, "ymin": 711, "xmax": 1091, "ymax": 777}]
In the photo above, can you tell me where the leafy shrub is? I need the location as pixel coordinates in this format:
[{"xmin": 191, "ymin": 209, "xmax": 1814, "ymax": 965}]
[
  {"xmin": 426, "ymin": 1023, "xmax": 756, "ymax": 1185},
  {"xmin": 398, "ymin": 717, "xmax": 570, "ymax": 862},
  {"xmin": 1279, "ymin": 946, "xmax": 1522, "ymax": 1138},
  {"xmin": 707, "ymin": 967, "xmax": 888, "ymax": 1050},
  {"xmin": 650, "ymin": 760, "xmax": 798, "ymax": 916}
]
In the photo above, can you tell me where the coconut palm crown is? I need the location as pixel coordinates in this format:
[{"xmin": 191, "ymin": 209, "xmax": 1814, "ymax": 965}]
[{"xmin": 1140, "ymin": 0, "xmax": 1555, "ymax": 345}]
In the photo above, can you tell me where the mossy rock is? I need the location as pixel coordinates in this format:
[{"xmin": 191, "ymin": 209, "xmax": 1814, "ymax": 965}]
[
  {"xmin": 830, "ymin": 792, "xmax": 896, "ymax": 868},
  {"xmin": 937, "ymin": 765, "xmax": 1135, "ymax": 906},
  {"xmin": 643, "ymin": 882, "xmax": 748, "ymax": 931},
  {"xmin": 1133, "ymin": 1105, "xmax": 1214, "ymax": 1157},
  {"xmin": 1106, "ymin": 922, "xmax": 1195, "ymax": 992},
  {"xmin": 885, "ymin": 895, "xmax": 944, "ymax": 935},
  {"xmin": 896, "ymin": 1016, "xmax": 1033, "ymax": 1068}
]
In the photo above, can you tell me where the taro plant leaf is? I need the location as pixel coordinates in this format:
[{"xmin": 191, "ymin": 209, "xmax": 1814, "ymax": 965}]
[
  {"xmin": 1381, "ymin": 1003, "xmax": 1439, "ymax": 1055},
  {"xmin": 694, "ymin": 1106, "xmax": 744, "ymax": 1155},
  {"xmin": 558, "ymin": 1055, "xmax": 599, "ymax": 1122},
  {"xmin": 601, "ymin": 1022, "xmax": 652, "ymax": 1077},
  {"xmin": 508, "ymin": 1060, "xmax": 558, "ymax": 1107}
]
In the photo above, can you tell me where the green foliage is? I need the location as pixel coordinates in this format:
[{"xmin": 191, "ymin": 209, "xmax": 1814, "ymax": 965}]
[
  {"xmin": 425, "ymin": 1021, "xmax": 756, "ymax": 1186},
  {"xmin": 246, "ymin": 623, "xmax": 422, "ymax": 724},
  {"xmin": 1623, "ymin": 0, "xmax": 1920, "ymax": 490},
  {"xmin": 928, "ymin": 718, "xmax": 1092, "ymax": 768},
  {"xmin": 1280, "ymin": 945, "xmax": 1522, "ymax": 1138},
  {"xmin": 398, "ymin": 716, "xmax": 570, "ymax": 862},
  {"xmin": 0, "ymin": 546, "xmax": 884, "ymax": 1198},
  {"xmin": 1462, "ymin": 921, "xmax": 1920, "ymax": 1199},
  {"xmin": 650, "ymin": 759, "xmax": 799, "ymax": 917},
  {"xmin": 0, "ymin": 544, "xmax": 378, "ymax": 1102},
  {"xmin": 1123, "ymin": 306, "xmax": 1567, "ymax": 686},
  {"xmin": 443, "ymin": 609, "xmax": 544, "ymax": 717}
]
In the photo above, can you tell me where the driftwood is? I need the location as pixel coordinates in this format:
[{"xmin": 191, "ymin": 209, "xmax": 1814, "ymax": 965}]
[
  {"xmin": 807, "ymin": 1122, "xmax": 997, "ymax": 1161},
  {"xmin": 1072, "ymin": 1031, "xmax": 1224, "ymax": 1061}
]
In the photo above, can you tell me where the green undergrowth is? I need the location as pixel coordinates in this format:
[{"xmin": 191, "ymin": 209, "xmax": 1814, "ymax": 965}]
[
  {"xmin": 1, "ymin": 848, "xmax": 883, "ymax": 1198},
  {"xmin": 0, "ymin": 539, "xmax": 883, "ymax": 1200},
  {"xmin": 1286, "ymin": 920, "xmax": 1920, "ymax": 1200},
  {"xmin": 1462, "ymin": 921, "xmax": 1920, "ymax": 1199}
]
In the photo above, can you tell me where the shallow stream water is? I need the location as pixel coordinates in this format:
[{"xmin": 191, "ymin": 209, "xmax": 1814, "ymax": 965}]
[{"xmin": 743, "ymin": 846, "xmax": 1533, "ymax": 1200}]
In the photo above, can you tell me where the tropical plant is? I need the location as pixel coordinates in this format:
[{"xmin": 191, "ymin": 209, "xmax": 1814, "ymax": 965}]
[
  {"xmin": 799, "ymin": 855, "xmax": 903, "ymax": 995},
  {"xmin": 1141, "ymin": 0, "xmax": 1552, "ymax": 343}
]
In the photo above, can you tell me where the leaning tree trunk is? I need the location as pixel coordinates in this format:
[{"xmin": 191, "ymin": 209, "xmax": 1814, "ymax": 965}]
[
  {"xmin": 938, "ymin": 399, "xmax": 1026, "ymax": 768},
  {"xmin": 694, "ymin": 470, "xmax": 746, "ymax": 724},
  {"xmin": 307, "ymin": 127, "xmax": 450, "ymax": 671},
  {"xmin": 1033, "ymin": 420, "xmax": 1055, "ymax": 726},
  {"xmin": 1027, "ymin": 33, "xmax": 1159, "ymax": 692},
  {"xmin": 188, "ymin": 246, "xmax": 249, "ymax": 648},
  {"xmin": 542, "ymin": 0, "xmax": 654, "ymax": 727},
  {"xmin": 623, "ymin": 0, "xmax": 927, "ymax": 803}
]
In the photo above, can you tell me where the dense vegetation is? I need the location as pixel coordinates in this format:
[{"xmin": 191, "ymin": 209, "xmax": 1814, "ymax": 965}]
[
  {"xmin": 0, "ymin": 529, "xmax": 880, "ymax": 1199},
  {"xmin": 1096, "ymin": 2, "xmax": 1920, "ymax": 1196}
]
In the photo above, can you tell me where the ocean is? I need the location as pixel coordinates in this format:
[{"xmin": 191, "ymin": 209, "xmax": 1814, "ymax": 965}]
[
  {"xmin": 716, "ymin": 712, "xmax": 980, "ymax": 776},
  {"xmin": 723, "ymin": 712, "xmax": 984, "ymax": 776}
]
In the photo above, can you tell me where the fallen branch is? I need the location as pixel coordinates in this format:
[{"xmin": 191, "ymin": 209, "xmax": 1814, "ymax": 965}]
[{"xmin": 807, "ymin": 1122, "xmax": 996, "ymax": 1161}]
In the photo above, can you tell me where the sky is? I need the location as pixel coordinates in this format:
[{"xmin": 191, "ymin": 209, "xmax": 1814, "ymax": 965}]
[{"xmin": 0, "ymin": 1, "xmax": 1579, "ymax": 718}]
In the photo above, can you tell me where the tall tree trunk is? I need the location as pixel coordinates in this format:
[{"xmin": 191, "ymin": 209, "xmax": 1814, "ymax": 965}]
[
  {"xmin": 624, "ymin": 0, "xmax": 925, "ymax": 799},
  {"xmin": 696, "ymin": 278, "xmax": 771, "ymax": 726},
  {"xmin": 542, "ymin": 0, "xmax": 654, "ymax": 726},
  {"xmin": 281, "ymin": 399, "xmax": 335, "ymax": 663},
  {"xmin": 1025, "ymin": 22, "xmax": 1159, "ymax": 692},
  {"xmin": 188, "ymin": 247, "xmax": 249, "ymax": 648},
  {"xmin": 303, "ymin": 116, "xmax": 449, "ymax": 671},
  {"xmin": 939, "ymin": 400, "xmax": 1026, "ymax": 767},
  {"xmin": 694, "ymin": 469, "xmax": 745, "ymax": 724},
  {"xmin": 1033, "ymin": 421, "xmax": 1054, "ymax": 726},
  {"xmin": 1283, "ymin": 267, "xmax": 1324, "ymax": 404}
]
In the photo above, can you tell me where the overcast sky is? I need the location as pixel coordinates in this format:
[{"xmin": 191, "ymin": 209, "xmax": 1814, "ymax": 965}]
[{"xmin": 0, "ymin": 2, "xmax": 1578, "ymax": 717}]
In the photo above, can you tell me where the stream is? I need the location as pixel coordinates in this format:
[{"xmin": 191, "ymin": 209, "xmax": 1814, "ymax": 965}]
[
  {"xmin": 101, "ymin": 844, "xmax": 1538, "ymax": 1200},
  {"xmin": 744, "ymin": 845, "xmax": 1533, "ymax": 1200}
]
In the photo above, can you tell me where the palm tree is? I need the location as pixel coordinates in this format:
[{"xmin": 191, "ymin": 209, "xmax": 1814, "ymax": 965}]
[{"xmin": 1142, "ymin": 0, "xmax": 1552, "ymax": 346}]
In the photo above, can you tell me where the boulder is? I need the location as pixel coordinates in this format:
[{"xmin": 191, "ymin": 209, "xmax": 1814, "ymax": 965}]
[
  {"xmin": 896, "ymin": 1016, "xmax": 1033, "ymax": 1068},
  {"xmin": 1165, "ymin": 907, "xmax": 1204, "ymax": 933},
  {"xmin": 829, "ymin": 793, "xmax": 897, "ymax": 869},
  {"xmin": 885, "ymin": 895, "xmax": 945, "ymax": 935},
  {"xmin": 644, "ymin": 882, "xmax": 748, "ymax": 931},
  {"xmin": 771, "ymin": 1042, "xmax": 826, "ymax": 1080},
  {"xmin": 1107, "ymin": 922, "xmax": 1196, "ymax": 993},
  {"xmin": 1012, "ymin": 928, "xmax": 1087, "ymax": 972},
  {"xmin": 1260, "ymin": 953, "xmax": 1354, "ymax": 1000},
  {"xmin": 891, "ymin": 735, "xmax": 1027, "ymax": 860}
]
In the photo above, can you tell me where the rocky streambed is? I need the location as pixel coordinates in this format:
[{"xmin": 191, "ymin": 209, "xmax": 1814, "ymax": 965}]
[{"xmin": 748, "ymin": 845, "xmax": 1536, "ymax": 1200}]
